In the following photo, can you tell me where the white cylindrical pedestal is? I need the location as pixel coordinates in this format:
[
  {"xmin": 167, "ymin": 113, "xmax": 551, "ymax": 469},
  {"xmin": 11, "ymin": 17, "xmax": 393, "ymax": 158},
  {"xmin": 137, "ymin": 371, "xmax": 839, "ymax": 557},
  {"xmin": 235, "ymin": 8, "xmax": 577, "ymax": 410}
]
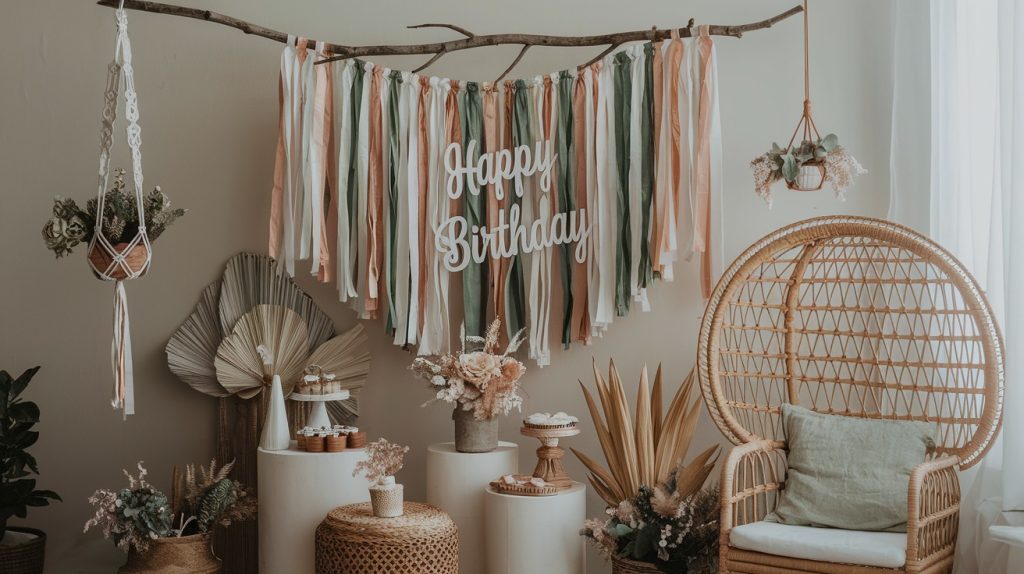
[
  {"xmin": 484, "ymin": 483, "xmax": 587, "ymax": 574},
  {"xmin": 426, "ymin": 441, "xmax": 518, "ymax": 573},
  {"xmin": 258, "ymin": 443, "xmax": 371, "ymax": 574}
]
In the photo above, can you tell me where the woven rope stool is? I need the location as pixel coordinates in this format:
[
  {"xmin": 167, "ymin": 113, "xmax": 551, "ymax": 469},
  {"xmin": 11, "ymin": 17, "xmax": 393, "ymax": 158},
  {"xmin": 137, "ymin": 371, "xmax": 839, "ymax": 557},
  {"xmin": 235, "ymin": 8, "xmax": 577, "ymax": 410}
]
[{"xmin": 315, "ymin": 501, "xmax": 459, "ymax": 574}]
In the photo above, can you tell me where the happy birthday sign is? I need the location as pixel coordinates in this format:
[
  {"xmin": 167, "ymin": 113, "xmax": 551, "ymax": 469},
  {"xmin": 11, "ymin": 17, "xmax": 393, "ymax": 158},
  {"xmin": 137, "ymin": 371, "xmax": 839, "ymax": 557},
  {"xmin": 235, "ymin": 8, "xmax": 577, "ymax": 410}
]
[{"xmin": 437, "ymin": 140, "xmax": 590, "ymax": 273}]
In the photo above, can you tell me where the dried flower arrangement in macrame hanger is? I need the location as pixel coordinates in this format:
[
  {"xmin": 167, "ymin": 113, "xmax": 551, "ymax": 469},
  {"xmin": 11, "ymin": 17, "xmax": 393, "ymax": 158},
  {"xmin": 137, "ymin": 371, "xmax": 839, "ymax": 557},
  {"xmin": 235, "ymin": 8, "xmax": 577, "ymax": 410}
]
[
  {"xmin": 750, "ymin": 0, "xmax": 865, "ymax": 206},
  {"xmin": 48, "ymin": 1, "xmax": 184, "ymax": 416}
]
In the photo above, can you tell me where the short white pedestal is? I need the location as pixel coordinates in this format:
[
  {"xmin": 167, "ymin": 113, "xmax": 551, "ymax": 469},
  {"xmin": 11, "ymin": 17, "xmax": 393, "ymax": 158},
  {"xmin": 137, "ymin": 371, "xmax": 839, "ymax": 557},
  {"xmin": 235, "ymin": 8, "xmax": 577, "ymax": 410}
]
[
  {"xmin": 426, "ymin": 441, "xmax": 518, "ymax": 573},
  {"xmin": 258, "ymin": 443, "xmax": 371, "ymax": 574},
  {"xmin": 484, "ymin": 483, "xmax": 587, "ymax": 574}
]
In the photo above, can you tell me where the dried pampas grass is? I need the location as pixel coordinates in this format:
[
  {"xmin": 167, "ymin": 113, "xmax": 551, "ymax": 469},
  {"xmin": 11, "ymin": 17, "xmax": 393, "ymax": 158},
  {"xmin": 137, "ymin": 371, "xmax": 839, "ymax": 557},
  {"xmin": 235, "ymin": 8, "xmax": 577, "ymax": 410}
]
[{"xmin": 572, "ymin": 360, "xmax": 719, "ymax": 507}]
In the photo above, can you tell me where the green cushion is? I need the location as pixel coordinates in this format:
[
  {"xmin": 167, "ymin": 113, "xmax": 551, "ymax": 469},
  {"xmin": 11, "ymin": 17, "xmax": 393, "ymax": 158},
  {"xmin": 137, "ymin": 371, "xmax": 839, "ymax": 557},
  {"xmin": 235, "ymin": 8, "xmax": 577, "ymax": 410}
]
[{"xmin": 767, "ymin": 404, "xmax": 935, "ymax": 532}]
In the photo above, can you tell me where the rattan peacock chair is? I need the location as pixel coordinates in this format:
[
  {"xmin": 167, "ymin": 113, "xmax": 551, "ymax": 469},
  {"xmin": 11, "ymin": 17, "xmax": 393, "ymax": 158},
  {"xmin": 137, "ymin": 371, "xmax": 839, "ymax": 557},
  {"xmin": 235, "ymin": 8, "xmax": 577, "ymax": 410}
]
[{"xmin": 696, "ymin": 216, "xmax": 1004, "ymax": 574}]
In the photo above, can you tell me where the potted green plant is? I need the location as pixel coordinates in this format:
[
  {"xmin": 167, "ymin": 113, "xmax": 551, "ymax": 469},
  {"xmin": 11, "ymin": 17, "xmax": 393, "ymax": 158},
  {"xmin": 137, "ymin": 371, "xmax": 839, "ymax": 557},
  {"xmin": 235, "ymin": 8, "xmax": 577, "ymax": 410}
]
[
  {"xmin": 0, "ymin": 366, "xmax": 61, "ymax": 574},
  {"xmin": 750, "ymin": 134, "xmax": 866, "ymax": 205},
  {"xmin": 85, "ymin": 459, "xmax": 255, "ymax": 574},
  {"xmin": 41, "ymin": 168, "xmax": 186, "ymax": 279}
]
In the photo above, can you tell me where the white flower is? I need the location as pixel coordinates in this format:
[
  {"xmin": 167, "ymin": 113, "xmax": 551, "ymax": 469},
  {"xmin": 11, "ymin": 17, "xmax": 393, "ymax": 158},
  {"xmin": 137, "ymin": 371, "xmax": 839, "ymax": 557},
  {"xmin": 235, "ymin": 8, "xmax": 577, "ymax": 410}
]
[{"xmin": 430, "ymin": 375, "xmax": 447, "ymax": 387}]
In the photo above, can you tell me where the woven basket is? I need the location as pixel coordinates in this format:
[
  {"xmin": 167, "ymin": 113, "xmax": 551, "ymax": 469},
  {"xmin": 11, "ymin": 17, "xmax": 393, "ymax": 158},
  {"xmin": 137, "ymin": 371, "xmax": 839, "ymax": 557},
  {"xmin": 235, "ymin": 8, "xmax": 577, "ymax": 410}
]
[
  {"xmin": 785, "ymin": 160, "xmax": 826, "ymax": 192},
  {"xmin": 315, "ymin": 502, "xmax": 458, "ymax": 574},
  {"xmin": 0, "ymin": 527, "xmax": 46, "ymax": 574},
  {"xmin": 88, "ymin": 242, "xmax": 150, "ymax": 280},
  {"xmin": 369, "ymin": 483, "xmax": 404, "ymax": 518},
  {"xmin": 611, "ymin": 555, "xmax": 661, "ymax": 574},
  {"xmin": 118, "ymin": 534, "xmax": 221, "ymax": 574}
]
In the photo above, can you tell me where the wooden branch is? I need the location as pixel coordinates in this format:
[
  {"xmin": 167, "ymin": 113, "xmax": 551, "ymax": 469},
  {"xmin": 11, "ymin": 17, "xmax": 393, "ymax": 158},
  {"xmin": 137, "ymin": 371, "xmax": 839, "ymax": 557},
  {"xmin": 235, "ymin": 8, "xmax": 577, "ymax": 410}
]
[
  {"xmin": 580, "ymin": 43, "xmax": 621, "ymax": 70},
  {"xmin": 407, "ymin": 23, "xmax": 475, "ymax": 38},
  {"xmin": 96, "ymin": 1, "xmax": 803, "ymax": 71},
  {"xmin": 495, "ymin": 45, "xmax": 530, "ymax": 83},
  {"xmin": 412, "ymin": 49, "xmax": 448, "ymax": 73}
]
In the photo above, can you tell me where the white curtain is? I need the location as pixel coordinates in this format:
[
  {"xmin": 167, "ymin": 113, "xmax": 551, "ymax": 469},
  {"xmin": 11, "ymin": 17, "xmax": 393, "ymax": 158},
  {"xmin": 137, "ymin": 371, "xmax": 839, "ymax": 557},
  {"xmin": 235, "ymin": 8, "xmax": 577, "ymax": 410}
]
[{"xmin": 890, "ymin": 0, "xmax": 1024, "ymax": 572}]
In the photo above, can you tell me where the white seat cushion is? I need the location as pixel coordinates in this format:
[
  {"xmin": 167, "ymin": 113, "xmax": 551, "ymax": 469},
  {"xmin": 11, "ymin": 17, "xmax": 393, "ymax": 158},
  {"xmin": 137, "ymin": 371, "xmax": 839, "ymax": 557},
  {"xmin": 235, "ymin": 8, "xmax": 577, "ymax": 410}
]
[{"xmin": 730, "ymin": 522, "xmax": 907, "ymax": 569}]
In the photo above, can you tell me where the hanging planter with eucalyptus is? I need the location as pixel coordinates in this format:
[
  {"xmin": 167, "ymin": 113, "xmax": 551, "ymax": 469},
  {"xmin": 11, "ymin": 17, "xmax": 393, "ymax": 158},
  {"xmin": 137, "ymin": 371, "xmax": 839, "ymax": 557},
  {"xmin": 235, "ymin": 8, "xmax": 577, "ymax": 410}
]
[{"xmin": 750, "ymin": 0, "xmax": 865, "ymax": 206}]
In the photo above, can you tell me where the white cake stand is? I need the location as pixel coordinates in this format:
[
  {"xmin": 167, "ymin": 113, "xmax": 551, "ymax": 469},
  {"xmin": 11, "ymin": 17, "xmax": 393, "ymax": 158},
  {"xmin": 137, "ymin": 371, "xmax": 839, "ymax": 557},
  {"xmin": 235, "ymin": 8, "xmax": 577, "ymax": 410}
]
[{"xmin": 288, "ymin": 389, "xmax": 350, "ymax": 428}]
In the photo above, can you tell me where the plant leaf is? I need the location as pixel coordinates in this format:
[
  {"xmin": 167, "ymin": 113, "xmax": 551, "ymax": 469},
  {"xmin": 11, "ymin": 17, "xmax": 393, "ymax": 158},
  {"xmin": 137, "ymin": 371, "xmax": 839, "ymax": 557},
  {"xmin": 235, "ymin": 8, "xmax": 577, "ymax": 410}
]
[
  {"xmin": 781, "ymin": 154, "xmax": 799, "ymax": 182},
  {"xmin": 821, "ymin": 133, "xmax": 839, "ymax": 152}
]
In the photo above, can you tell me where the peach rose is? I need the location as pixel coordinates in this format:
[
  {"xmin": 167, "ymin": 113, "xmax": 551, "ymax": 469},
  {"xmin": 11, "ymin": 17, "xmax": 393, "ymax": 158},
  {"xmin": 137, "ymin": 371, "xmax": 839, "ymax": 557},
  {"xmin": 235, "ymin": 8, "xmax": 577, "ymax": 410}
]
[
  {"xmin": 499, "ymin": 357, "xmax": 525, "ymax": 383},
  {"xmin": 458, "ymin": 351, "xmax": 502, "ymax": 385}
]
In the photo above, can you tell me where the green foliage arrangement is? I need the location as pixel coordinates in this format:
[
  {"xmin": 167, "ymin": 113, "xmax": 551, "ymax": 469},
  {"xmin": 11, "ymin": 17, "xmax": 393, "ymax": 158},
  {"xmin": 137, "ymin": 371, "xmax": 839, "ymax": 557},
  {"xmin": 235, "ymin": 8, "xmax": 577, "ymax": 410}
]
[
  {"xmin": 0, "ymin": 367, "xmax": 61, "ymax": 539},
  {"xmin": 41, "ymin": 169, "xmax": 186, "ymax": 258},
  {"xmin": 84, "ymin": 459, "xmax": 255, "ymax": 553},
  {"xmin": 172, "ymin": 459, "xmax": 256, "ymax": 536}
]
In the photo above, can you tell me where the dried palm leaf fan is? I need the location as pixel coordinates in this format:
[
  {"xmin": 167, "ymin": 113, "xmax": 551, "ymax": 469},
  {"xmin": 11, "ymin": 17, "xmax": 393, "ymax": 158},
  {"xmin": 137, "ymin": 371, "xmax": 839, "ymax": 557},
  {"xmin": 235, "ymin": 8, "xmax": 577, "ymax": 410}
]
[
  {"xmin": 571, "ymin": 361, "xmax": 719, "ymax": 507},
  {"xmin": 215, "ymin": 304, "xmax": 311, "ymax": 399},
  {"xmin": 165, "ymin": 253, "xmax": 370, "ymax": 573},
  {"xmin": 166, "ymin": 282, "xmax": 229, "ymax": 397}
]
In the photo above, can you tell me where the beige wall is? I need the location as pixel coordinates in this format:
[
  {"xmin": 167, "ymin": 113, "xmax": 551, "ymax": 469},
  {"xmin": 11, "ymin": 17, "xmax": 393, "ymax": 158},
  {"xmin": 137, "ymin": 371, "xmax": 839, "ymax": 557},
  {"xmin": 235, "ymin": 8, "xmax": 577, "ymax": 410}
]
[{"xmin": 0, "ymin": 0, "xmax": 893, "ymax": 571}]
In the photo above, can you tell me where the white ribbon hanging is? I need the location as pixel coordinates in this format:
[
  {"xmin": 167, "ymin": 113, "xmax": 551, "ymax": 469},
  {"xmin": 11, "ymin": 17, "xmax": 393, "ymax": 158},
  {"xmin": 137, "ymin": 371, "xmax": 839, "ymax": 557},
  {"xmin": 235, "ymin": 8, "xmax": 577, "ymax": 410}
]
[{"xmin": 89, "ymin": 3, "xmax": 153, "ymax": 417}]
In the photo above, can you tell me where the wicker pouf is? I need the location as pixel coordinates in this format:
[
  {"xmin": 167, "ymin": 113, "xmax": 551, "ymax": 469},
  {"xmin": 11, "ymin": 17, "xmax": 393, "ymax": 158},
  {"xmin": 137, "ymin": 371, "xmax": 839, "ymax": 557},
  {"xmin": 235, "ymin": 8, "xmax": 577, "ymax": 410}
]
[{"xmin": 315, "ymin": 502, "xmax": 459, "ymax": 574}]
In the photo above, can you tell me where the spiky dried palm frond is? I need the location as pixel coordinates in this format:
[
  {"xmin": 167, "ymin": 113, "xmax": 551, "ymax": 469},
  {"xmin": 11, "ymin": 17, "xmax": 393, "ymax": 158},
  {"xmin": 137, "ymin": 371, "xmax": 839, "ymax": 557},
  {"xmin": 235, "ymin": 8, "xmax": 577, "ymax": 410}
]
[{"xmin": 572, "ymin": 361, "xmax": 720, "ymax": 507}]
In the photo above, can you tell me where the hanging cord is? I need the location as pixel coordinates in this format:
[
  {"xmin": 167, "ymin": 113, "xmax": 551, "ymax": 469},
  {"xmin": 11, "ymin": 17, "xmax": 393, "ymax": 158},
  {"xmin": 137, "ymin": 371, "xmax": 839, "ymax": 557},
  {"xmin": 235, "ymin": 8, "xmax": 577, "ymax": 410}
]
[{"xmin": 786, "ymin": 0, "xmax": 820, "ymax": 150}]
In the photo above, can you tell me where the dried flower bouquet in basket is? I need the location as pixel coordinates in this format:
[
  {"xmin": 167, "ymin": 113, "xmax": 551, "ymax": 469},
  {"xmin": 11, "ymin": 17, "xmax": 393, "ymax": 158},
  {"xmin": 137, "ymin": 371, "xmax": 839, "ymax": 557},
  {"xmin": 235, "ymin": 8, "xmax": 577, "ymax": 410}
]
[{"xmin": 411, "ymin": 319, "xmax": 527, "ymax": 421}]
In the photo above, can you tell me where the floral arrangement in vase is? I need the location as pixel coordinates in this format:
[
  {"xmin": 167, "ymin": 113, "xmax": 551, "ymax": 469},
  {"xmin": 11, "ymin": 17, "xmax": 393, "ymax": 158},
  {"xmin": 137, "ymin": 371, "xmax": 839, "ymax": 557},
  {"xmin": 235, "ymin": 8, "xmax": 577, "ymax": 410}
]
[
  {"xmin": 84, "ymin": 460, "xmax": 254, "ymax": 558},
  {"xmin": 353, "ymin": 439, "xmax": 409, "ymax": 518},
  {"xmin": 411, "ymin": 319, "xmax": 527, "ymax": 453},
  {"xmin": 411, "ymin": 319, "xmax": 526, "ymax": 420},
  {"xmin": 750, "ymin": 135, "xmax": 866, "ymax": 206},
  {"xmin": 41, "ymin": 168, "xmax": 185, "ymax": 258}
]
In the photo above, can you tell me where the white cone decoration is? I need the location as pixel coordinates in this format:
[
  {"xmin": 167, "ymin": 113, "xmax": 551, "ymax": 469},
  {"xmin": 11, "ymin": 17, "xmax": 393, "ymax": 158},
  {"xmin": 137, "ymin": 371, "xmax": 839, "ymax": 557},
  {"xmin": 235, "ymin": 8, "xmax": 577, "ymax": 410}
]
[{"xmin": 260, "ymin": 375, "xmax": 291, "ymax": 450}]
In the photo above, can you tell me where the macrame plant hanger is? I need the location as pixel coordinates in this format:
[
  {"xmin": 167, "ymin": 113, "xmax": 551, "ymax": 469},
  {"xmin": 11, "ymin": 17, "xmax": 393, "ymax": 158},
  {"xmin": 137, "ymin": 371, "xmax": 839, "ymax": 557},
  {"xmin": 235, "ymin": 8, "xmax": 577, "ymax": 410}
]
[
  {"xmin": 88, "ymin": 0, "xmax": 154, "ymax": 417},
  {"xmin": 784, "ymin": 0, "xmax": 825, "ymax": 192}
]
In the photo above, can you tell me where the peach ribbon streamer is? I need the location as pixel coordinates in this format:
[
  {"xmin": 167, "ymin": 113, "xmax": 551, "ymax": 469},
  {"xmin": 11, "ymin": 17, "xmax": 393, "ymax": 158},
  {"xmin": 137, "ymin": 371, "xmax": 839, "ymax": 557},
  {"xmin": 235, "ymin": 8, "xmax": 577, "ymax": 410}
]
[
  {"xmin": 649, "ymin": 39, "xmax": 663, "ymax": 272},
  {"xmin": 694, "ymin": 26, "xmax": 714, "ymax": 297},
  {"xmin": 571, "ymin": 69, "xmax": 591, "ymax": 344},
  {"xmin": 417, "ymin": 76, "xmax": 430, "ymax": 334},
  {"xmin": 482, "ymin": 82, "xmax": 505, "ymax": 330},
  {"xmin": 663, "ymin": 30, "xmax": 685, "ymax": 279}
]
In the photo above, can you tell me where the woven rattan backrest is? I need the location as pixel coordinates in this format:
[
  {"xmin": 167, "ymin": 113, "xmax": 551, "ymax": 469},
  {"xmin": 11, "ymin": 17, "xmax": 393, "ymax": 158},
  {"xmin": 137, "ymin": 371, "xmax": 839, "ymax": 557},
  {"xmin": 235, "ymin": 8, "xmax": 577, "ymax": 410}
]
[{"xmin": 697, "ymin": 216, "xmax": 1003, "ymax": 469}]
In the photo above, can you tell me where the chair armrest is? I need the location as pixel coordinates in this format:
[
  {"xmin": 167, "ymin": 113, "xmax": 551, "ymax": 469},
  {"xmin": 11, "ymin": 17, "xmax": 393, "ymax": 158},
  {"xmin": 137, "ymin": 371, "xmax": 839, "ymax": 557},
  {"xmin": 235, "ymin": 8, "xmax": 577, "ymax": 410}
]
[
  {"xmin": 906, "ymin": 455, "xmax": 960, "ymax": 569},
  {"xmin": 720, "ymin": 440, "xmax": 787, "ymax": 534}
]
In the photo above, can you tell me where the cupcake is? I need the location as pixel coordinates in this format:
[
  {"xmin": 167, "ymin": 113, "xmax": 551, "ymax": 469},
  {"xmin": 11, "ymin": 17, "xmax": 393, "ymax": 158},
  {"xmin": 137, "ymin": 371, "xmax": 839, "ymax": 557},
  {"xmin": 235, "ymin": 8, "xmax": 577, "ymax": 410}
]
[{"xmin": 524, "ymin": 412, "xmax": 579, "ymax": 430}]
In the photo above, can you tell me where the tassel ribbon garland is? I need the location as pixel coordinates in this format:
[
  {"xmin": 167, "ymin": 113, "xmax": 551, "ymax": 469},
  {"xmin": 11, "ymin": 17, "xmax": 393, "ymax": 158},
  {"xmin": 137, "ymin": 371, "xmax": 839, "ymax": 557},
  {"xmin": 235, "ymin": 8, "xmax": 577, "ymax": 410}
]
[{"xmin": 270, "ymin": 28, "xmax": 723, "ymax": 365}]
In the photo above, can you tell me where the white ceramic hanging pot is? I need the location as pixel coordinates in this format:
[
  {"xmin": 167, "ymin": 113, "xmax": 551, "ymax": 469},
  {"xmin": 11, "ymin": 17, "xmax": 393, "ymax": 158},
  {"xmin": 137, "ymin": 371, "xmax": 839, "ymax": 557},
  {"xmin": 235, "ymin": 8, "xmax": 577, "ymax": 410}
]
[{"xmin": 787, "ymin": 161, "xmax": 826, "ymax": 192}]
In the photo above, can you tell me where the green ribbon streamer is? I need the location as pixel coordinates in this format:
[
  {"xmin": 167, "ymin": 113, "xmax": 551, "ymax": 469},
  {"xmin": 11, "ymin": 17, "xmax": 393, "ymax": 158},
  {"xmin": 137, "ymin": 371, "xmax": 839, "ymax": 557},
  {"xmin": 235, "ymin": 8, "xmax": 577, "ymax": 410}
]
[
  {"xmin": 640, "ymin": 44, "xmax": 654, "ymax": 289},
  {"xmin": 346, "ymin": 62, "xmax": 365, "ymax": 262},
  {"xmin": 459, "ymin": 82, "xmax": 487, "ymax": 338},
  {"xmin": 612, "ymin": 52, "xmax": 632, "ymax": 317},
  {"xmin": 556, "ymin": 71, "xmax": 576, "ymax": 348},
  {"xmin": 385, "ymin": 70, "xmax": 402, "ymax": 334},
  {"xmin": 506, "ymin": 79, "xmax": 530, "ymax": 339}
]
